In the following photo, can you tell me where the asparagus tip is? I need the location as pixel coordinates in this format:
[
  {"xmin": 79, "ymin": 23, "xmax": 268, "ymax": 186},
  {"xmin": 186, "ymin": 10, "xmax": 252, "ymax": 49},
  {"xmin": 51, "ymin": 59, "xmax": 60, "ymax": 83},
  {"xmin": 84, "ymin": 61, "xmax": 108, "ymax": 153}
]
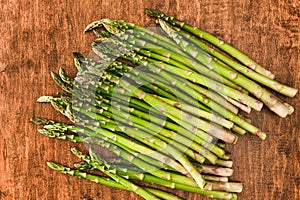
[
  {"xmin": 84, "ymin": 21, "xmax": 101, "ymax": 32},
  {"xmin": 37, "ymin": 96, "xmax": 53, "ymax": 102},
  {"xmin": 72, "ymin": 52, "xmax": 85, "ymax": 61},
  {"xmin": 71, "ymin": 147, "xmax": 85, "ymax": 159},
  {"xmin": 47, "ymin": 161, "xmax": 62, "ymax": 171},
  {"xmin": 51, "ymin": 71, "xmax": 62, "ymax": 84},
  {"xmin": 144, "ymin": 8, "xmax": 161, "ymax": 17},
  {"xmin": 59, "ymin": 67, "xmax": 67, "ymax": 79},
  {"xmin": 31, "ymin": 118, "xmax": 51, "ymax": 125},
  {"xmin": 38, "ymin": 129, "xmax": 61, "ymax": 138},
  {"xmin": 74, "ymin": 162, "xmax": 92, "ymax": 170}
]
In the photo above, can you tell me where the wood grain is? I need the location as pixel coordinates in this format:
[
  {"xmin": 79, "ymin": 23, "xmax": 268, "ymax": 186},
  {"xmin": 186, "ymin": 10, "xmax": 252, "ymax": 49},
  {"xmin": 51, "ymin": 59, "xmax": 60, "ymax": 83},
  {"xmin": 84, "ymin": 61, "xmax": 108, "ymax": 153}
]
[{"xmin": 0, "ymin": 0, "xmax": 299, "ymax": 199}]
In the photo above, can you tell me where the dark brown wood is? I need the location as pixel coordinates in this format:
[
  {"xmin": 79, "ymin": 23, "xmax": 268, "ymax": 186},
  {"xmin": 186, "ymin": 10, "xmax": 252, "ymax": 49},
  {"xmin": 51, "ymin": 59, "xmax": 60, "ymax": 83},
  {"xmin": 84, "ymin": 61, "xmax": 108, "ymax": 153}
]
[{"xmin": 0, "ymin": 0, "xmax": 299, "ymax": 199}]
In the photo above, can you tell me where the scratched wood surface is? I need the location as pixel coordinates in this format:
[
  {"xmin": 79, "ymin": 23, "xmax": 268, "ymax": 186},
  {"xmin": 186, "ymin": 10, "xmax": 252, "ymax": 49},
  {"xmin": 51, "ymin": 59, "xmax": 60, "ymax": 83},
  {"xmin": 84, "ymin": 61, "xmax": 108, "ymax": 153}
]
[{"xmin": 0, "ymin": 0, "xmax": 299, "ymax": 199}]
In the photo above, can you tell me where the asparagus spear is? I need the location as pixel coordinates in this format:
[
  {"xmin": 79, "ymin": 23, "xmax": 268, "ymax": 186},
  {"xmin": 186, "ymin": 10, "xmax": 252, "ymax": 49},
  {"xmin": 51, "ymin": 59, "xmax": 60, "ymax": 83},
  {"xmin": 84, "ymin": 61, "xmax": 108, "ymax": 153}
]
[
  {"xmin": 73, "ymin": 102, "xmax": 210, "ymax": 164},
  {"xmin": 114, "ymin": 78, "xmax": 238, "ymax": 144},
  {"xmin": 47, "ymin": 162, "xmax": 183, "ymax": 200},
  {"xmin": 70, "ymin": 55, "xmax": 239, "ymax": 145},
  {"xmin": 76, "ymin": 159, "xmax": 242, "ymax": 193},
  {"xmin": 157, "ymin": 19, "xmax": 293, "ymax": 117},
  {"xmin": 96, "ymin": 22, "xmax": 246, "ymax": 92},
  {"xmin": 38, "ymin": 129, "xmax": 232, "ymax": 179},
  {"xmin": 32, "ymin": 118, "xmax": 187, "ymax": 175},
  {"xmin": 51, "ymin": 68, "xmax": 226, "ymax": 161},
  {"xmin": 73, "ymin": 51, "xmax": 264, "ymax": 140},
  {"xmin": 92, "ymin": 40, "xmax": 263, "ymax": 112},
  {"xmin": 145, "ymin": 8, "xmax": 275, "ymax": 79},
  {"xmin": 172, "ymin": 26, "xmax": 297, "ymax": 97},
  {"xmin": 74, "ymin": 104, "xmax": 207, "ymax": 188},
  {"xmin": 52, "ymin": 64, "xmax": 219, "ymax": 147},
  {"xmin": 55, "ymin": 55, "xmax": 266, "ymax": 140},
  {"xmin": 155, "ymin": 95, "xmax": 234, "ymax": 129},
  {"xmin": 71, "ymin": 147, "xmax": 160, "ymax": 200},
  {"xmin": 48, "ymin": 162, "xmax": 238, "ymax": 200}
]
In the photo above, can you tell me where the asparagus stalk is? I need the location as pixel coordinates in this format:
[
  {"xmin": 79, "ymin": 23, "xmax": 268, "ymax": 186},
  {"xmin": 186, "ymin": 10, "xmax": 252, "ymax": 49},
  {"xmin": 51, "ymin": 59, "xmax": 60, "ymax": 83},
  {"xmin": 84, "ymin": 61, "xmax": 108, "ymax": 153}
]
[
  {"xmin": 53, "ymin": 65, "xmax": 220, "ymax": 146},
  {"xmin": 220, "ymin": 94, "xmax": 251, "ymax": 114},
  {"xmin": 75, "ymin": 103, "xmax": 210, "ymax": 164},
  {"xmin": 173, "ymin": 27, "xmax": 297, "ymax": 97},
  {"xmin": 116, "ymin": 69, "xmax": 265, "ymax": 140},
  {"xmin": 145, "ymin": 8, "xmax": 275, "ymax": 79},
  {"xmin": 99, "ymin": 23, "xmax": 246, "ymax": 92},
  {"xmin": 76, "ymin": 160, "xmax": 242, "ymax": 193},
  {"xmin": 32, "ymin": 118, "xmax": 188, "ymax": 175},
  {"xmin": 35, "ymin": 118, "xmax": 215, "ymax": 188},
  {"xmin": 76, "ymin": 51, "xmax": 264, "ymax": 140},
  {"xmin": 47, "ymin": 162, "xmax": 183, "ymax": 200},
  {"xmin": 157, "ymin": 19, "xmax": 292, "ymax": 117},
  {"xmin": 75, "ymin": 106, "xmax": 207, "ymax": 188},
  {"xmin": 80, "ymin": 42, "xmax": 239, "ymax": 116},
  {"xmin": 106, "ymin": 92, "xmax": 224, "ymax": 156},
  {"xmin": 51, "ymin": 70, "xmax": 225, "ymax": 162},
  {"xmin": 38, "ymin": 128, "xmax": 232, "ymax": 180},
  {"xmin": 48, "ymin": 162, "xmax": 237, "ymax": 200},
  {"xmin": 71, "ymin": 147, "xmax": 160, "ymax": 200},
  {"xmin": 93, "ymin": 40, "xmax": 263, "ymax": 112},
  {"xmin": 109, "ymin": 93, "xmax": 226, "ymax": 157},
  {"xmin": 122, "ymin": 71, "xmax": 234, "ymax": 130},
  {"xmin": 93, "ymin": 35, "xmax": 261, "ymax": 106},
  {"xmin": 155, "ymin": 95, "xmax": 234, "ymax": 129},
  {"xmin": 57, "ymin": 54, "xmax": 265, "ymax": 140},
  {"xmin": 115, "ymin": 77, "xmax": 237, "ymax": 144},
  {"xmin": 71, "ymin": 57, "xmax": 236, "ymax": 146}
]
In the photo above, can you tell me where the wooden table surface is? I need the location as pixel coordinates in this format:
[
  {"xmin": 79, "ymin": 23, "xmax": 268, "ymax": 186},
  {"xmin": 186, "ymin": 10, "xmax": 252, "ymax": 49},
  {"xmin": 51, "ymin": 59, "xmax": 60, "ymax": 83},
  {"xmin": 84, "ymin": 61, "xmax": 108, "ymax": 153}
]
[{"xmin": 0, "ymin": 0, "xmax": 299, "ymax": 199}]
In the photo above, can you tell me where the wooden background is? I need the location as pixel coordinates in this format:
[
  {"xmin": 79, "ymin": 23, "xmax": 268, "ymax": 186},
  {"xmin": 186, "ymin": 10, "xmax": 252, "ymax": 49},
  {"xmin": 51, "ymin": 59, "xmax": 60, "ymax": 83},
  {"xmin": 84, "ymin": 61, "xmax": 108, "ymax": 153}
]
[{"xmin": 0, "ymin": 0, "xmax": 299, "ymax": 199}]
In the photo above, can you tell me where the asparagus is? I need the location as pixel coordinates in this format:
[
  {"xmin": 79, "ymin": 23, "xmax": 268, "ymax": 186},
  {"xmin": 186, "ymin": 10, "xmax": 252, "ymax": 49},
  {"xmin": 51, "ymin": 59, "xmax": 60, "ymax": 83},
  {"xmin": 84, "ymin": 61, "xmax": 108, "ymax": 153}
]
[
  {"xmin": 70, "ymin": 55, "xmax": 237, "ymax": 145},
  {"xmin": 109, "ymin": 93, "xmax": 226, "ymax": 157},
  {"xmin": 52, "ymin": 69, "xmax": 225, "ymax": 161},
  {"xmin": 38, "ymin": 129, "xmax": 232, "ymax": 179},
  {"xmin": 96, "ymin": 22, "xmax": 246, "ymax": 92},
  {"xmin": 39, "ymin": 128, "xmax": 172, "ymax": 171},
  {"xmin": 115, "ymin": 78, "xmax": 237, "ymax": 144},
  {"xmin": 75, "ymin": 105, "xmax": 207, "ymax": 188},
  {"xmin": 93, "ymin": 33, "xmax": 261, "ymax": 106},
  {"xmin": 48, "ymin": 161, "xmax": 238, "ymax": 200},
  {"xmin": 47, "ymin": 162, "xmax": 183, "ymax": 200},
  {"xmin": 157, "ymin": 19, "xmax": 293, "ymax": 117},
  {"xmin": 32, "ymin": 11, "xmax": 298, "ymax": 200},
  {"xmin": 76, "ymin": 159, "xmax": 242, "ymax": 193},
  {"xmin": 34, "ymin": 118, "xmax": 213, "ymax": 188},
  {"xmin": 107, "ymin": 93, "xmax": 225, "ymax": 155},
  {"xmin": 55, "ymin": 65, "xmax": 221, "ymax": 147},
  {"xmin": 145, "ymin": 8, "xmax": 275, "ymax": 79},
  {"xmin": 75, "ymin": 51, "xmax": 264, "ymax": 140},
  {"xmin": 172, "ymin": 26, "xmax": 297, "ymax": 98},
  {"xmin": 96, "ymin": 61, "xmax": 240, "ymax": 142},
  {"xmin": 84, "ymin": 19, "xmax": 183, "ymax": 55},
  {"xmin": 82, "ymin": 41, "xmax": 240, "ymax": 116},
  {"xmin": 156, "ymin": 95, "xmax": 234, "ymax": 129},
  {"xmin": 56, "ymin": 55, "xmax": 266, "ymax": 140},
  {"xmin": 75, "ymin": 103, "xmax": 210, "ymax": 164},
  {"xmin": 71, "ymin": 147, "xmax": 160, "ymax": 200},
  {"xmin": 220, "ymin": 94, "xmax": 251, "ymax": 114},
  {"xmin": 131, "ymin": 59, "xmax": 266, "ymax": 139},
  {"xmin": 32, "ymin": 118, "xmax": 187, "ymax": 174},
  {"xmin": 93, "ymin": 40, "xmax": 263, "ymax": 112}
]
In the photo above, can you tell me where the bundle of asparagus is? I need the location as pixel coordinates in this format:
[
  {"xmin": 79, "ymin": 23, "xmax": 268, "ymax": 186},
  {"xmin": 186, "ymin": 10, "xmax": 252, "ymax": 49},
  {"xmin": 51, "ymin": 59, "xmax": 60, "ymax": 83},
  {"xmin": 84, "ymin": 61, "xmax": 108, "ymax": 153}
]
[{"xmin": 32, "ymin": 9, "xmax": 297, "ymax": 200}]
